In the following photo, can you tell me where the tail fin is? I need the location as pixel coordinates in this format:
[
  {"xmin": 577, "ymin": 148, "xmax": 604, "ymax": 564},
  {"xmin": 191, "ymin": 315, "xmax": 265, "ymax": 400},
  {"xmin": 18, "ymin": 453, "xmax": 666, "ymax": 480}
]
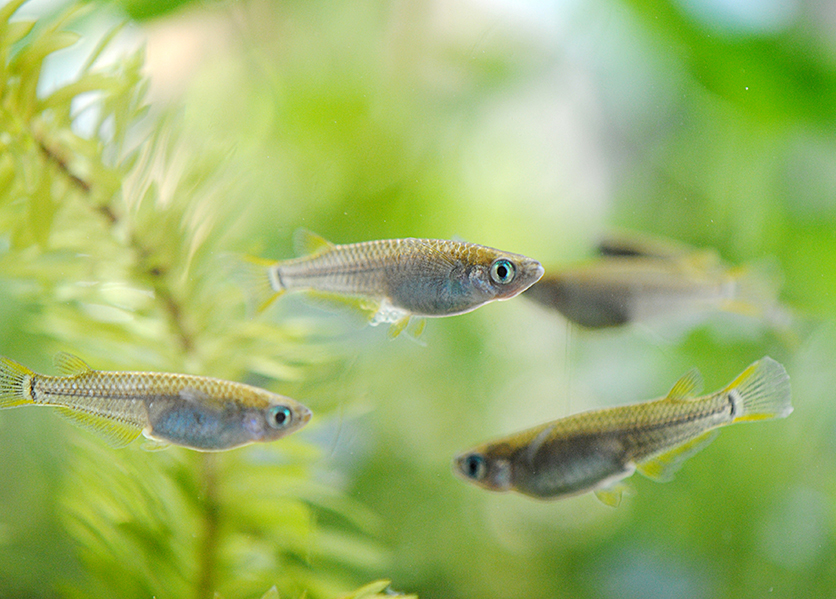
[
  {"xmin": 0, "ymin": 357, "xmax": 35, "ymax": 408},
  {"xmin": 234, "ymin": 255, "xmax": 285, "ymax": 313},
  {"xmin": 724, "ymin": 356, "xmax": 792, "ymax": 423},
  {"xmin": 724, "ymin": 258, "xmax": 783, "ymax": 318}
]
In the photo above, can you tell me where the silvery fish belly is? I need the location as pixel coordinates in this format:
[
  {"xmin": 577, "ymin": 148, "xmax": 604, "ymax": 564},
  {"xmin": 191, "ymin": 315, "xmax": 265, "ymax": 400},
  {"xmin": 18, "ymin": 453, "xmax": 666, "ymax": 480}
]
[
  {"xmin": 453, "ymin": 357, "xmax": 791, "ymax": 506},
  {"xmin": 0, "ymin": 352, "xmax": 312, "ymax": 451},
  {"xmin": 244, "ymin": 230, "xmax": 544, "ymax": 336}
]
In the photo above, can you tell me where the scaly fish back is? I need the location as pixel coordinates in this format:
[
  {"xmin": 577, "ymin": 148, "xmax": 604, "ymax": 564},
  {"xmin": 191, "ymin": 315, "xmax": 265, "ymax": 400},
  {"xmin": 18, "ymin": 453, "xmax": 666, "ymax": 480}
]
[
  {"xmin": 0, "ymin": 357, "xmax": 35, "ymax": 408},
  {"xmin": 276, "ymin": 238, "xmax": 416, "ymax": 297},
  {"xmin": 723, "ymin": 356, "xmax": 792, "ymax": 422}
]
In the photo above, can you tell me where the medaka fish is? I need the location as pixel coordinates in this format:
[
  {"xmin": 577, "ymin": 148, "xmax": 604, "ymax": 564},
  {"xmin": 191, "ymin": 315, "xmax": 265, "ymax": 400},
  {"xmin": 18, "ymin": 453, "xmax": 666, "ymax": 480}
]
[
  {"xmin": 524, "ymin": 250, "xmax": 781, "ymax": 329},
  {"xmin": 453, "ymin": 357, "xmax": 791, "ymax": 506},
  {"xmin": 244, "ymin": 230, "xmax": 544, "ymax": 336},
  {"xmin": 0, "ymin": 353, "xmax": 312, "ymax": 451}
]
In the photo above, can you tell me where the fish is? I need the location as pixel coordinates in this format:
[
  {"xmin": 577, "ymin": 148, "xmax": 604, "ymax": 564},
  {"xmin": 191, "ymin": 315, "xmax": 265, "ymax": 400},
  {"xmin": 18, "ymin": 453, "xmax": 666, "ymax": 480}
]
[
  {"xmin": 243, "ymin": 230, "xmax": 544, "ymax": 337},
  {"xmin": 453, "ymin": 357, "xmax": 792, "ymax": 506},
  {"xmin": 0, "ymin": 353, "xmax": 312, "ymax": 451},
  {"xmin": 523, "ymin": 252, "xmax": 780, "ymax": 329}
]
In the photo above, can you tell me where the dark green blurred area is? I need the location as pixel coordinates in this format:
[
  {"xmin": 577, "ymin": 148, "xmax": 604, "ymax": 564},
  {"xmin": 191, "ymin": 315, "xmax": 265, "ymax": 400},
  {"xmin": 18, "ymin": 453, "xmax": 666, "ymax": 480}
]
[{"xmin": 3, "ymin": 0, "xmax": 836, "ymax": 597}]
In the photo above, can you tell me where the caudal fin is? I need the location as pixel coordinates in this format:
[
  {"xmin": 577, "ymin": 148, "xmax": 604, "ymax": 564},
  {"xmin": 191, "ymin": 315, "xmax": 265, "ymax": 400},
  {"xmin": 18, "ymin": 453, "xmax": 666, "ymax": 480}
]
[
  {"xmin": 724, "ymin": 356, "xmax": 792, "ymax": 423},
  {"xmin": 0, "ymin": 357, "xmax": 35, "ymax": 408},
  {"xmin": 235, "ymin": 255, "xmax": 285, "ymax": 313},
  {"xmin": 724, "ymin": 258, "xmax": 783, "ymax": 318}
]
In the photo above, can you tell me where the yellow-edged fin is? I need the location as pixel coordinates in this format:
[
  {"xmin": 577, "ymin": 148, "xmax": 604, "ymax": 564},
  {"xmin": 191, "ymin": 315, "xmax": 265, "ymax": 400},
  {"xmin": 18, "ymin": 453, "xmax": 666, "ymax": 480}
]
[
  {"xmin": 407, "ymin": 317, "xmax": 426, "ymax": 339},
  {"xmin": 723, "ymin": 357, "xmax": 792, "ymax": 423},
  {"xmin": 0, "ymin": 356, "xmax": 35, "ymax": 407},
  {"xmin": 293, "ymin": 228, "xmax": 334, "ymax": 256},
  {"xmin": 54, "ymin": 407, "xmax": 142, "ymax": 448},
  {"xmin": 238, "ymin": 254, "xmax": 285, "ymax": 313},
  {"xmin": 388, "ymin": 316, "xmax": 411, "ymax": 339},
  {"xmin": 594, "ymin": 481, "xmax": 633, "ymax": 508},
  {"xmin": 636, "ymin": 430, "xmax": 719, "ymax": 482},
  {"xmin": 665, "ymin": 368, "xmax": 704, "ymax": 401},
  {"xmin": 723, "ymin": 259, "xmax": 783, "ymax": 318},
  {"xmin": 53, "ymin": 351, "xmax": 92, "ymax": 375},
  {"xmin": 305, "ymin": 290, "xmax": 380, "ymax": 323}
]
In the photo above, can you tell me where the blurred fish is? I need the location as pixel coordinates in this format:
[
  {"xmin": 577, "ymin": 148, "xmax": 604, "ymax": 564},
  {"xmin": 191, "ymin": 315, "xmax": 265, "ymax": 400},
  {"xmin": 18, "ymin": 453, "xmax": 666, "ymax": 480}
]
[
  {"xmin": 524, "ymin": 251, "xmax": 781, "ymax": 329},
  {"xmin": 453, "ymin": 357, "xmax": 791, "ymax": 506},
  {"xmin": 243, "ymin": 230, "xmax": 544, "ymax": 337},
  {"xmin": 0, "ymin": 353, "xmax": 312, "ymax": 451},
  {"xmin": 596, "ymin": 229, "xmax": 699, "ymax": 260}
]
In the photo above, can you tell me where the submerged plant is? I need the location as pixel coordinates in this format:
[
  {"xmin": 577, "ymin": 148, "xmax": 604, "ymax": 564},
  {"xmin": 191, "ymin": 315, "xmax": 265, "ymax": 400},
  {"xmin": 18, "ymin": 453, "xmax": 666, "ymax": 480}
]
[{"xmin": 0, "ymin": 1, "xmax": 398, "ymax": 597}]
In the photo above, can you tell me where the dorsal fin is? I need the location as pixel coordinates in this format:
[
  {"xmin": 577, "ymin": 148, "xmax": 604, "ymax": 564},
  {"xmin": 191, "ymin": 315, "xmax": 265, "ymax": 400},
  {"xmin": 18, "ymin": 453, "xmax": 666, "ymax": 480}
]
[
  {"xmin": 665, "ymin": 368, "xmax": 704, "ymax": 401},
  {"xmin": 293, "ymin": 228, "xmax": 334, "ymax": 256},
  {"xmin": 53, "ymin": 352, "xmax": 93, "ymax": 376}
]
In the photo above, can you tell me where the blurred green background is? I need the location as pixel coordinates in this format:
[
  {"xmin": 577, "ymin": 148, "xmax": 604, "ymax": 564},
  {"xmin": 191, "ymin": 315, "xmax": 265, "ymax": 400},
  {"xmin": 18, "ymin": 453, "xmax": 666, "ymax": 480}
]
[{"xmin": 2, "ymin": 0, "xmax": 836, "ymax": 597}]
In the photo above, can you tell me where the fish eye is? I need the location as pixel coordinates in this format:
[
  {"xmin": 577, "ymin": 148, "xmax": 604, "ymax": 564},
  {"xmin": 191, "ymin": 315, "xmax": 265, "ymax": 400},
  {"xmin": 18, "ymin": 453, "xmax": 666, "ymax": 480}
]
[
  {"xmin": 490, "ymin": 259, "xmax": 516, "ymax": 285},
  {"xmin": 463, "ymin": 454, "xmax": 487, "ymax": 481},
  {"xmin": 268, "ymin": 406, "xmax": 293, "ymax": 429}
]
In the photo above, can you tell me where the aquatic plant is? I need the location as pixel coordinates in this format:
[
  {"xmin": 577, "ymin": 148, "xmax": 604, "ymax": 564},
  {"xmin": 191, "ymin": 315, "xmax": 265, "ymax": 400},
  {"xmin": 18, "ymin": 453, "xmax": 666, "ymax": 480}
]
[{"xmin": 0, "ymin": 1, "xmax": 400, "ymax": 597}]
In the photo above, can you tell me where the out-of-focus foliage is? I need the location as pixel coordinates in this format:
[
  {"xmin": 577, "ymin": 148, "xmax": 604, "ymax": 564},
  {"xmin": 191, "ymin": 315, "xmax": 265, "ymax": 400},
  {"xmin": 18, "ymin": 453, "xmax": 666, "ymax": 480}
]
[
  {"xmin": 3, "ymin": 0, "xmax": 836, "ymax": 598},
  {"xmin": 0, "ymin": 1, "xmax": 388, "ymax": 597}
]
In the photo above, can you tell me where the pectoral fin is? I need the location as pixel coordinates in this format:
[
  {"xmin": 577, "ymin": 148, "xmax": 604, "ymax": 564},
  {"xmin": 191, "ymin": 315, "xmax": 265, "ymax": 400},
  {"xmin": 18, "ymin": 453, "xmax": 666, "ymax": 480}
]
[
  {"xmin": 55, "ymin": 407, "xmax": 142, "ymax": 448},
  {"xmin": 636, "ymin": 430, "xmax": 719, "ymax": 482}
]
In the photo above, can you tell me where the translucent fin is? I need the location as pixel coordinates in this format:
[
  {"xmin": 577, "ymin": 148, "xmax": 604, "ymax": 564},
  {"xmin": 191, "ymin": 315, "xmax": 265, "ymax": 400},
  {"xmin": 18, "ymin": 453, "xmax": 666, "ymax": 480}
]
[
  {"xmin": 594, "ymin": 480, "xmax": 633, "ymax": 508},
  {"xmin": 236, "ymin": 254, "xmax": 285, "ymax": 313},
  {"xmin": 141, "ymin": 437, "xmax": 171, "ymax": 451},
  {"xmin": 665, "ymin": 368, "xmax": 704, "ymax": 401},
  {"xmin": 637, "ymin": 430, "xmax": 719, "ymax": 482},
  {"xmin": 293, "ymin": 228, "xmax": 334, "ymax": 256},
  {"xmin": 0, "ymin": 357, "xmax": 35, "ymax": 408},
  {"xmin": 53, "ymin": 351, "xmax": 92, "ymax": 376},
  {"xmin": 723, "ymin": 258, "xmax": 783, "ymax": 318},
  {"xmin": 406, "ymin": 317, "xmax": 426, "ymax": 339},
  {"xmin": 387, "ymin": 316, "xmax": 411, "ymax": 339},
  {"xmin": 54, "ymin": 407, "xmax": 142, "ymax": 448},
  {"xmin": 724, "ymin": 356, "xmax": 792, "ymax": 423},
  {"xmin": 306, "ymin": 290, "xmax": 379, "ymax": 322}
]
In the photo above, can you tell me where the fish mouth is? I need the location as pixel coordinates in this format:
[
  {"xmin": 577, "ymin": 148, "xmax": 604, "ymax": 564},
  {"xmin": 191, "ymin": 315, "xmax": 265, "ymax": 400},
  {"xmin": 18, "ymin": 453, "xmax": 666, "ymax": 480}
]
[
  {"xmin": 298, "ymin": 405, "xmax": 313, "ymax": 425},
  {"xmin": 530, "ymin": 261, "xmax": 545, "ymax": 283}
]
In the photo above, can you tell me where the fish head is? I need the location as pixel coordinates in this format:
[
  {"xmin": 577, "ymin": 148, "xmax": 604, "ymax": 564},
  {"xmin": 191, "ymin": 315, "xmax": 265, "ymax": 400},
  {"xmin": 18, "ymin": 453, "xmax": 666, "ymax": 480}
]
[
  {"xmin": 466, "ymin": 250, "xmax": 544, "ymax": 303},
  {"xmin": 251, "ymin": 396, "xmax": 313, "ymax": 442},
  {"xmin": 452, "ymin": 443, "xmax": 514, "ymax": 492}
]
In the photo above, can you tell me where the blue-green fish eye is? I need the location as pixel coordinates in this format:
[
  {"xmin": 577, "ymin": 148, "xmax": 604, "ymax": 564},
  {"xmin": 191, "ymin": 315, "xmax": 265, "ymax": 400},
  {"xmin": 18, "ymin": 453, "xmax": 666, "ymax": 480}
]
[
  {"xmin": 268, "ymin": 405, "xmax": 293, "ymax": 429},
  {"xmin": 463, "ymin": 454, "xmax": 488, "ymax": 481},
  {"xmin": 490, "ymin": 259, "xmax": 516, "ymax": 285}
]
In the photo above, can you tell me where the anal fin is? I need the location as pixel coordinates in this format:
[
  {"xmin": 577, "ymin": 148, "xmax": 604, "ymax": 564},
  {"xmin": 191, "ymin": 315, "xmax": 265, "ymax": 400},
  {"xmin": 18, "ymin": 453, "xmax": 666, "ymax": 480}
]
[
  {"xmin": 55, "ymin": 407, "xmax": 142, "ymax": 448},
  {"xmin": 637, "ymin": 430, "xmax": 719, "ymax": 482}
]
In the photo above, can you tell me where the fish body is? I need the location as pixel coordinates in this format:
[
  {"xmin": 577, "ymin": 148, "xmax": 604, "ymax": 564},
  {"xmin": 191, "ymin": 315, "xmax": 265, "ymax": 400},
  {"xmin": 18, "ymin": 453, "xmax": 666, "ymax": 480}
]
[
  {"xmin": 246, "ymin": 231, "xmax": 544, "ymax": 335},
  {"xmin": 524, "ymin": 254, "xmax": 774, "ymax": 329},
  {"xmin": 0, "ymin": 353, "xmax": 312, "ymax": 451},
  {"xmin": 453, "ymin": 357, "xmax": 792, "ymax": 506}
]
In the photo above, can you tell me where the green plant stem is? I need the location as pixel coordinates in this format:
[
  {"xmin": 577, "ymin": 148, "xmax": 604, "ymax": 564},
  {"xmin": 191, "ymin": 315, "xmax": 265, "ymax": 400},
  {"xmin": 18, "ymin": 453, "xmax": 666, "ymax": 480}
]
[{"xmin": 196, "ymin": 452, "xmax": 220, "ymax": 599}]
